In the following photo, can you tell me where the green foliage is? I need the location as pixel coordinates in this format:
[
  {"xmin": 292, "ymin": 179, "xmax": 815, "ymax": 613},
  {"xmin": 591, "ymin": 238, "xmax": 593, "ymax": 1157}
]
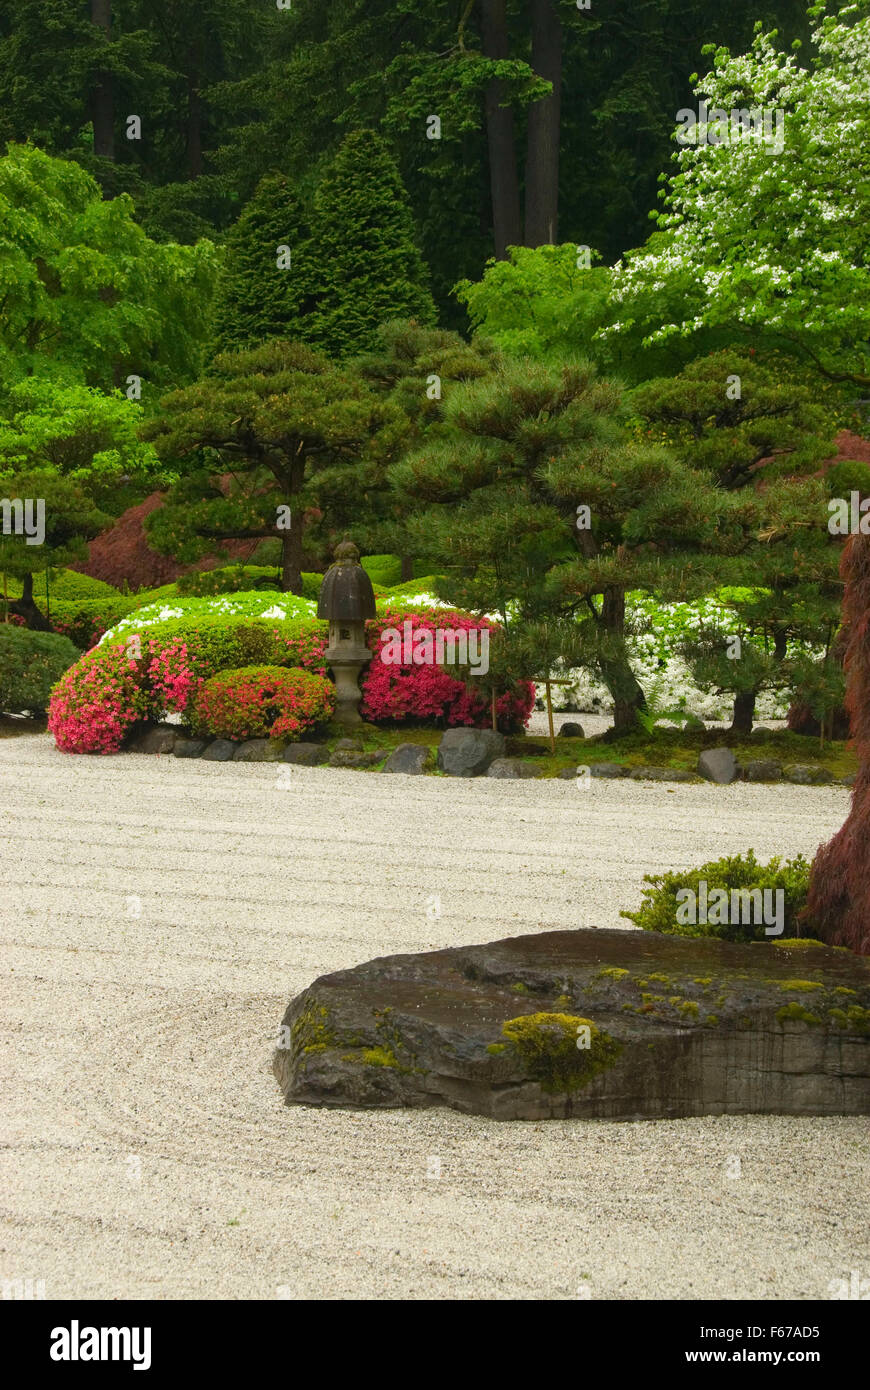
[
  {"xmin": 1, "ymin": 569, "xmax": 119, "ymax": 603},
  {"xmin": 608, "ymin": 5, "xmax": 870, "ymax": 388},
  {"xmin": 389, "ymin": 355, "xmax": 746, "ymax": 725},
  {"xmin": 456, "ymin": 245, "xmax": 615, "ymax": 371},
  {"xmin": 210, "ymin": 173, "xmax": 317, "ymax": 355},
  {"xmin": 176, "ymin": 565, "xmax": 281, "ymax": 597},
  {"xmin": 45, "ymin": 597, "xmax": 140, "ymax": 650},
  {"xmin": 825, "ymin": 460, "xmax": 870, "ymax": 500},
  {"xmin": 143, "ymin": 340, "xmax": 403, "ymax": 594},
  {"xmin": 632, "ymin": 351, "xmax": 843, "ymax": 727},
  {"xmin": 103, "ymin": 614, "xmax": 328, "ymax": 684},
  {"xmin": 309, "ymin": 130, "xmax": 436, "ymax": 359},
  {"xmin": 361, "ymin": 555, "xmax": 402, "ymax": 587},
  {"xmin": 0, "ymin": 470, "xmax": 108, "ymax": 586},
  {"xmin": 631, "ymin": 352, "xmax": 837, "ymax": 487},
  {"xmin": 0, "ymin": 625, "xmax": 81, "ymax": 714},
  {"xmin": 103, "ymin": 590, "xmax": 318, "ymax": 642},
  {"xmin": 0, "ymin": 144, "xmax": 215, "ymax": 392},
  {"xmin": 621, "ymin": 851, "xmax": 814, "ymax": 942},
  {"xmin": 0, "ymin": 379, "xmax": 164, "ymax": 513}
]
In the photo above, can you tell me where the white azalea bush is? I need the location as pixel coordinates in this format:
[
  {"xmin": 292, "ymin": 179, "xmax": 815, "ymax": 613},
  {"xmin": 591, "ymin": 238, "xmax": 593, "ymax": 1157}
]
[
  {"xmin": 551, "ymin": 591, "xmax": 818, "ymax": 721},
  {"xmin": 99, "ymin": 590, "xmax": 318, "ymax": 644}
]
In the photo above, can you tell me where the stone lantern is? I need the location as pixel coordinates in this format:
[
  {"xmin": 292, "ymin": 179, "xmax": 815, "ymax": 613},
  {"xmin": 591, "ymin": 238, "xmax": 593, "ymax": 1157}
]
[{"xmin": 317, "ymin": 538, "xmax": 376, "ymax": 725}]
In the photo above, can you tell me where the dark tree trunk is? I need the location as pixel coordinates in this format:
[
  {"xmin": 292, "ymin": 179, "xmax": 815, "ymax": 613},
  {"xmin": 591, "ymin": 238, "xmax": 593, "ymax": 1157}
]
[
  {"xmin": 729, "ymin": 689, "xmax": 757, "ymax": 736},
  {"xmin": 186, "ymin": 42, "xmax": 203, "ymax": 180},
  {"xmin": 600, "ymin": 586, "xmax": 647, "ymax": 733},
  {"xmin": 524, "ymin": 0, "xmax": 561, "ymax": 246},
  {"xmin": 10, "ymin": 574, "xmax": 52, "ymax": 632},
  {"xmin": 90, "ymin": 0, "xmax": 115, "ymax": 162},
  {"xmin": 401, "ymin": 554, "xmax": 414, "ymax": 582},
  {"xmin": 481, "ymin": 0, "xmax": 522, "ymax": 259},
  {"xmin": 281, "ymin": 525, "xmax": 303, "ymax": 596}
]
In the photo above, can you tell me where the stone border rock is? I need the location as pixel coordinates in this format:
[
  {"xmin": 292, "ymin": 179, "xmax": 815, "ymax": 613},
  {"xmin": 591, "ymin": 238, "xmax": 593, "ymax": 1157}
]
[{"xmin": 123, "ymin": 725, "xmax": 855, "ymax": 785}]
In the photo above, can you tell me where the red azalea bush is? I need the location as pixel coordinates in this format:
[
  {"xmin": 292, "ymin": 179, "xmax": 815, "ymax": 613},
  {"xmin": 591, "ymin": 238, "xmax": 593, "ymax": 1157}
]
[
  {"xmin": 359, "ymin": 609, "xmax": 535, "ymax": 731},
  {"xmin": 190, "ymin": 665, "xmax": 335, "ymax": 741}
]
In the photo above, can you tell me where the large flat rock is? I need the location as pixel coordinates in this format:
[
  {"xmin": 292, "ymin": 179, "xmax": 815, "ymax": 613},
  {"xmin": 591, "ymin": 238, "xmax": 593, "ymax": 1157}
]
[{"xmin": 273, "ymin": 929, "xmax": 870, "ymax": 1121}]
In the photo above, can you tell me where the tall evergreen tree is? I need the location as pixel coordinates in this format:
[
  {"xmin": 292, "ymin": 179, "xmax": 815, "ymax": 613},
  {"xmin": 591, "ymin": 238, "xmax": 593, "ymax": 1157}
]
[
  {"xmin": 210, "ymin": 174, "xmax": 316, "ymax": 355},
  {"xmin": 309, "ymin": 131, "xmax": 436, "ymax": 359}
]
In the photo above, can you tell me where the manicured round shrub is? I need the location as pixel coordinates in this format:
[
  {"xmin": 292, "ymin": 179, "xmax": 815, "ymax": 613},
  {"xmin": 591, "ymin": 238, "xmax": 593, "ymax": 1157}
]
[
  {"xmin": 139, "ymin": 619, "xmax": 329, "ymax": 687},
  {"xmin": 101, "ymin": 590, "xmax": 317, "ymax": 645},
  {"xmin": 620, "ymin": 851, "xmax": 813, "ymax": 943},
  {"xmin": 48, "ymin": 596, "xmax": 139, "ymax": 651},
  {"xmin": 0, "ymin": 626, "xmax": 81, "ymax": 714},
  {"xmin": 177, "ymin": 565, "xmax": 281, "ymax": 597},
  {"xmin": 361, "ymin": 553, "xmax": 402, "ymax": 587},
  {"xmin": 48, "ymin": 643, "xmax": 154, "ymax": 753},
  {"xmin": 190, "ymin": 665, "xmax": 335, "ymax": 741}
]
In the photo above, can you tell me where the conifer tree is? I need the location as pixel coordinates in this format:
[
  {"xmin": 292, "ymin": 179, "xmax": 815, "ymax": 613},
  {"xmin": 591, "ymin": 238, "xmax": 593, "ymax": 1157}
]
[
  {"xmin": 310, "ymin": 131, "xmax": 436, "ymax": 359},
  {"xmin": 633, "ymin": 351, "xmax": 841, "ymax": 732},
  {"xmin": 211, "ymin": 174, "xmax": 317, "ymax": 355},
  {"xmin": 389, "ymin": 358, "xmax": 742, "ymax": 731},
  {"xmin": 143, "ymin": 341, "xmax": 401, "ymax": 595}
]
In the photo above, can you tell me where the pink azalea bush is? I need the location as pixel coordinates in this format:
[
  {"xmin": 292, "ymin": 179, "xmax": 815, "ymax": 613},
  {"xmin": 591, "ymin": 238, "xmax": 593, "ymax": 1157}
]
[
  {"xmin": 360, "ymin": 609, "xmax": 535, "ymax": 731},
  {"xmin": 190, "ymin": 666, "xmax": 335, "ymax": 741},
  {"xmin": 48, "ymin": 644, "xmax": 153, "ymax": 754}
]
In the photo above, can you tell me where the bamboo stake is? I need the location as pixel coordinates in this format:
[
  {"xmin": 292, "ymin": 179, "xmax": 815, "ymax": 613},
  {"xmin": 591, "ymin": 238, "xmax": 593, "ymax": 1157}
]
[{"xmin": 545, "ymin": 679, "xmax": 556, "ymax": 754}]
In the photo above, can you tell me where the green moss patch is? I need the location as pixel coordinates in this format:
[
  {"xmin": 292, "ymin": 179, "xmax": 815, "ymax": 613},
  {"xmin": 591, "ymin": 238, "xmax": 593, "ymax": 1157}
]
[{"xmin": 500, "ymin": 1012, "xmax": 622, "ymax": 1094}]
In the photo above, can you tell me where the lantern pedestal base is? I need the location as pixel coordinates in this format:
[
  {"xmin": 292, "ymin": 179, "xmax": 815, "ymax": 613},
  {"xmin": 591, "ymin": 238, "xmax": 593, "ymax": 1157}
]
[{"xmin": 327, "ymin": 654, "xmax": 371, "ymax": 726}]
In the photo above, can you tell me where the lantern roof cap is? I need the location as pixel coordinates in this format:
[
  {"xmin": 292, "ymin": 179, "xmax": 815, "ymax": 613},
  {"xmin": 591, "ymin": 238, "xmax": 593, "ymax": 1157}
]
[{"xmin": 316, "ymin": 536, "xmax": 377, "ymax": 621}]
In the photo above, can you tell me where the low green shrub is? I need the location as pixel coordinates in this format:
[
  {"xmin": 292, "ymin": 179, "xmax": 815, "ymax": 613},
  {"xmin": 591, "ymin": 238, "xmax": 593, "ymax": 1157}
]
[
  {"xmin": 620, "ymin": 850, "xmax": 814, "ymax": 942},
  {"xmin": 177, "ymin": 565, "xmax": 281, "ymax": 597},
  {"xmin": 190, "ymin": 665, "xmax": 335, "ymax": 741},
  {"xmin": 1, "ymin": 569, "xmax": 119, "ymax": 603},
  {"xmin": 0, "ymin": 626, "xmax": 81, "ymax": 714},
  {"xmin": 47, "ymin": 597, "xmax": 139, "ymax": 649},
  {"xmin": 362, "ymin": 554, "xmax": 403, "ymax": 587}
]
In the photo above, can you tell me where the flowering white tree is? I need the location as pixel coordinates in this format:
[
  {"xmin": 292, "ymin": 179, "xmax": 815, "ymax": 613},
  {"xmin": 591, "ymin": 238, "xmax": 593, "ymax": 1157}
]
[{"xmin": 607, "ymin": 1, "xmax": 870, "ymax": 388}]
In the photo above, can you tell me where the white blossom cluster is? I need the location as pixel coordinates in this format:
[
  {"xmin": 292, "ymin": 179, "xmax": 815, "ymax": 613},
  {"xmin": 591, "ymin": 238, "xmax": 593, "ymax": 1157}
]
[{"xmin": 603, "ymin": 5, "xmax": 869, "ymax": 380}]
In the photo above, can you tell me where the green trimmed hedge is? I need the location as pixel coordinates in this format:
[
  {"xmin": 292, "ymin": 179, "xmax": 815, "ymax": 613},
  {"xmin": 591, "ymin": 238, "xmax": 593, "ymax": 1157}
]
[{"xmin": 0, "ymin": 626, "xmax": 81, "ymax": 714}]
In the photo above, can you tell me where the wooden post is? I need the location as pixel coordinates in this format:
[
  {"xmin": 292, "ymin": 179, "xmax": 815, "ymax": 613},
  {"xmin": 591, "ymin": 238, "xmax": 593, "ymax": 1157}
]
[{"xmin": 545, "ymin": 679, "xmax": 555, "ymax": 754}]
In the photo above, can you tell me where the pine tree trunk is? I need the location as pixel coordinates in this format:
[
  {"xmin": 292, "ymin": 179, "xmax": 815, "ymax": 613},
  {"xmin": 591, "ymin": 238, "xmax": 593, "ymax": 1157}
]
[
  {"xmin": 90, "ymin": 0, "xmax": 114, "ymax": 161},
  {"xmin": 481, "ymin": 0, "xmax": 522, "ymax": 259},
  {"xmin": 600, "ymin": 586, "xmax": 647, "ymax": 733},
  {"xmin": 729, "ymin": 689, "xmax": 757, "ymax": 736},
  {"xmin": 280, "ymin": 526, "xmax": 303, "ymax": 596},
  {"xmin": 524, "ymin": 0, "xmax": 561, "ymax": 247},
  {"xmin": 10, "ymin": 574, "xmax": 52, "ymax": 632},
  {"xmin": 401, "ymin": 554, "xmax": 414, "ymax": 582}
]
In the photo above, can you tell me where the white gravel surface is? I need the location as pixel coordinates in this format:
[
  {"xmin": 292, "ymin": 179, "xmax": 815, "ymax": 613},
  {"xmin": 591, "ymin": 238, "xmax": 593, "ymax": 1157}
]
[{"xmin": 1, "ymin": 732, "xmax": 866, "ymax": 1301}]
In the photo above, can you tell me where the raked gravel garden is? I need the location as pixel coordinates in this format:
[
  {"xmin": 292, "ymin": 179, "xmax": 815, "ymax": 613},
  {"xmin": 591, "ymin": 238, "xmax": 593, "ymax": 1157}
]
[{"xmin": 1, "ymin": 726, "xmax": 866, "ymax": 1300}]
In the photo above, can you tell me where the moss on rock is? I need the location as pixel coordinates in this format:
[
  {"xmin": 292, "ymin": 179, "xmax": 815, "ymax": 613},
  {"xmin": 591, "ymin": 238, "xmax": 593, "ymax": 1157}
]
[{"xmin": 499, "ymin": 1012, "xmax": 622, "ymax": 1094}]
